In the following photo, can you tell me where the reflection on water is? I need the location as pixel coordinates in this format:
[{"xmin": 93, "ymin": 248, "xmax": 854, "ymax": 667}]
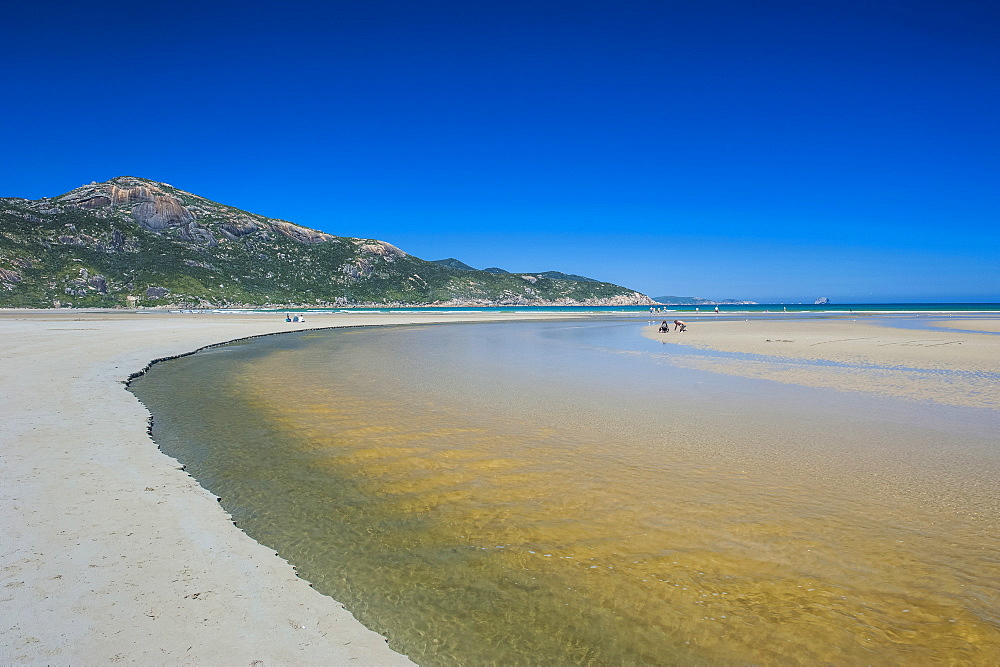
[{"xmin": 130, "ymin": 321, "xmax": 1000, "ymax": 664}]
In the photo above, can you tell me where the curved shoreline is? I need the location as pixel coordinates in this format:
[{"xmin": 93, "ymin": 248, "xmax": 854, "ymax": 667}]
[
  {"xmin": 0, "ymin": 309, "xmax": 579, "ymax": 664},
  {"xmin": 123, "ymin": 312, "xmax": 1000, "ymax": 663}
]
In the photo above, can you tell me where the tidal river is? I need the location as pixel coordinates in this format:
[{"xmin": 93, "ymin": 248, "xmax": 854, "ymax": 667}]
[{"xmin": 129, "ymin": 318, "xmax": 1000, "ymax": 664}]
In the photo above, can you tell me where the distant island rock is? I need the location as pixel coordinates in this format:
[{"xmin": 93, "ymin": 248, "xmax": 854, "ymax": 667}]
[
  {"xmin": 0, "ymin": 176, "xmax": 656, "ymax": 308},
  {"xmin": 653, "ymin": 295, "xmax": 758, "ymax": 306},
  {"xmin": 815, "ymin": 297, "xmax": 831, "ymax": 304}
]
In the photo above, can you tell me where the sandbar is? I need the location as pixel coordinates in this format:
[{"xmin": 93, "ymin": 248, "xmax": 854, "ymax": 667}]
[
  {"xmin": 0, "ymin": 308, "xmax": 578, "ymax": 664},
  {"xmin": 928, "ymin": 318, "xmax": 1000, "ymax": 334},
  {"xmin": 642, "ymin": 315, "xmax": 1000, "ymax": 409}
]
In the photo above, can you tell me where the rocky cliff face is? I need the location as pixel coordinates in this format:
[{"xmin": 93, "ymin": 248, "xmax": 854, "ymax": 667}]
[
  {"xmin": 0, "ymin": 177, "xmax": 655, "ymax": 308},
  {"xmin": 52, "ymin": 177, "xmax": 348, "ymax": 243}
]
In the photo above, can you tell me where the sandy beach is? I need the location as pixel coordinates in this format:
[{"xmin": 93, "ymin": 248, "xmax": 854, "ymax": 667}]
[
  {"xmin": 4, "ymin": 309, "xmax": 998, "ymax": 663},
  {"xmin": 0, "ymin": 308, "xmax": 578, "ymax": 664}
]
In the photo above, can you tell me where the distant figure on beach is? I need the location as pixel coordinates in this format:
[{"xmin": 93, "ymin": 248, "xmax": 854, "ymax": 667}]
[
  {"xmin": 299, "ymin": 314, "xmax": 305, "ymax": 322},
  {"xmin": 658, "ymin": 320, "xmax": 670, "ymax": 333},
  {"xmin": 285, "ymin": 314, "xmax": 291, "ymax": 322},
  {"xmin": 292, "ymin": 315, "xmax": 300, "ymax": 322},
  {"xmin": 714, "ymin": 306, "xmax": 720, "ymax": 313},
  {"xmin": 673, "ymin": 320, "xmax": 687, "ymax": 332}
]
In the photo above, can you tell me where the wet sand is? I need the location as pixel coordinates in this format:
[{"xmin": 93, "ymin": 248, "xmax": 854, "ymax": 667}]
[
  {"xmin": 642, "ymin": 315, "xmax": 1000, "ymax": 409},
  {"xmin": 0, "ymin": 308, "xmax": 578, "ymax": 664}
]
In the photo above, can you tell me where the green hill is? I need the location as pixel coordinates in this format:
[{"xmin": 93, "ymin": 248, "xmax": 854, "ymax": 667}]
[{"xmin": 0, "ymin": 177, "xmax": 655, "ymax": 309}]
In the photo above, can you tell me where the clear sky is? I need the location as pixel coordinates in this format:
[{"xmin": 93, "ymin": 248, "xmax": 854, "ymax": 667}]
[{"xmin": 2, "ymin": 0, "xmax": 997, "ymax": 302}]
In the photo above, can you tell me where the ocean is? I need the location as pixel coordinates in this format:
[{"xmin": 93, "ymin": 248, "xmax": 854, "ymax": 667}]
[{"xmin": 129, "ymin": 316, "xmax": 1000, "ymax": 664}]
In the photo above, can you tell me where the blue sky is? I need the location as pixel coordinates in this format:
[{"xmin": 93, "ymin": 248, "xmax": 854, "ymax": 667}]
[{"xmin": 2, "ymin": 0, "xmax": 997, "ymax": 302}]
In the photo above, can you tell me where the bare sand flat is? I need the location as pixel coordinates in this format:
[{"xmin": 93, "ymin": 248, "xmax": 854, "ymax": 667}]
[
  {"xmin": 0, "ymin": 309, "xmax": 576, "ymax": 664},
  {"xmin": 643, "ymin": 315, "xmax": 1000, "ymax": 409}
]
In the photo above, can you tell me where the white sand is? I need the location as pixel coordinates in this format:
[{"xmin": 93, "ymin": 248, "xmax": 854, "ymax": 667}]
[{"xmin": 0, "ymin": 309, "xmax": 577, "ymax": 664}]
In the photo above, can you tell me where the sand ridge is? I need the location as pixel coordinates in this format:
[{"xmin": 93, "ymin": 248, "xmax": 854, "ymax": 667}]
[{"xmin": 0, "ymin": 309, "xmax": 579, "ymax": 664}]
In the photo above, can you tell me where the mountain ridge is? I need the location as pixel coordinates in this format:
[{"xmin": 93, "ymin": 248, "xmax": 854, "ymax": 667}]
[
  {"xmin": 652, "ymin": 295, "xmax": 758, "ymax": 305},
  {"xmin": 432, "ymin": 259, "xmax": 600, "ymax": 284},
  {"xmin": 0, "ymin": 177, "xmax": 655, "ymax": 308}
]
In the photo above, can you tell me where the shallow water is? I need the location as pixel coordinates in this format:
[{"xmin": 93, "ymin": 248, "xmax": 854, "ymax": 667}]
[{"xmin": 131, "ymin": 319, "xmax": 1000, "ymax": 664}]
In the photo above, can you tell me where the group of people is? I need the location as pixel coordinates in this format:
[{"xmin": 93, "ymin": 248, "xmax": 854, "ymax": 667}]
[
  {"xmin": 658, "ymin": 319, "xmax": 686, "ymax": 333},
  {"xmin": 285, "ymin": 313, "xmax": 305, "ymax": 322}
]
